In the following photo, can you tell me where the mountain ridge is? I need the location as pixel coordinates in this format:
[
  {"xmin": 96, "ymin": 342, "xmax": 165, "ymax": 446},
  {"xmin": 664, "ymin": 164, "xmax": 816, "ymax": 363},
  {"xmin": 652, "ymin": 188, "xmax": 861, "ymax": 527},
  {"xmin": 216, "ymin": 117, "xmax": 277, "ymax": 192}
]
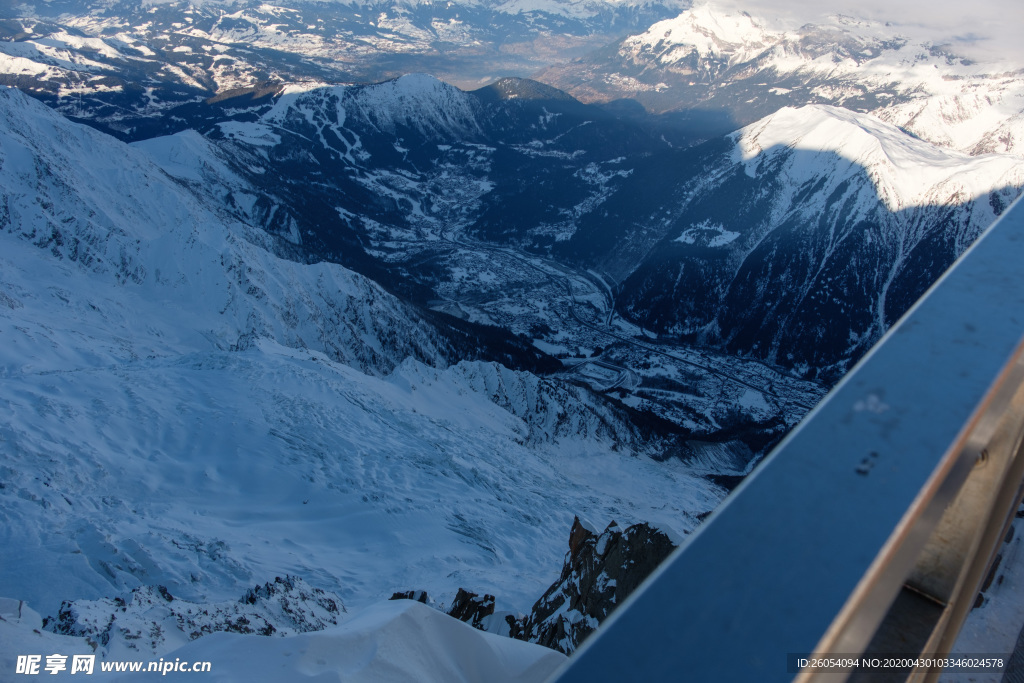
[{"xmin": 608, "ymin": 104, "xmax": 1024, "ymax": 377}]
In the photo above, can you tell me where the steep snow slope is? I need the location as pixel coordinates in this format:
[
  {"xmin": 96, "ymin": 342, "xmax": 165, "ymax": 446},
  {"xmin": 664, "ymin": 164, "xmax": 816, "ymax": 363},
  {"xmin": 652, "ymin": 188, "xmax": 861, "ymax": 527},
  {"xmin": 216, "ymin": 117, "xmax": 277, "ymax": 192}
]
[
  {"xmin": 733, "ymin": 105, "xmax": 1024, "ymax": 214},
  {"xmin": 611, "ymin": 104, "xmax": 1024, "ymax": 378},
  {"xmin": 0, "ymin": 86, "xmax": 448, "ymax": 376},
  {"xmin": 136, "ymin": 600, "xmax": 566, "ymax": 682},
  {"xmin": 0, "ymin": 85, "xmax": 722, "ymax": 630}
]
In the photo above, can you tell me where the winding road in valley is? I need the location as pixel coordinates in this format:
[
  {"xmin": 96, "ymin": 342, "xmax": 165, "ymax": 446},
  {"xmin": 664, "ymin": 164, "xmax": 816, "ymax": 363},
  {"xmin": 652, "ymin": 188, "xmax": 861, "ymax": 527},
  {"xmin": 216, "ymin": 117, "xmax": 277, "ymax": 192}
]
[{"xmin": 439, "ymin": 228, "xmax": 821, "ymax": 412}]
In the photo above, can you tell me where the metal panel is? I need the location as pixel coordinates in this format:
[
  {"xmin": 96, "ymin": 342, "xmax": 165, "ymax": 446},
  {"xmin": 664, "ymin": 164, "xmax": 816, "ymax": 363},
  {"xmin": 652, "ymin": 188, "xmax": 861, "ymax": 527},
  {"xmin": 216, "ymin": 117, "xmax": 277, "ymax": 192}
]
[{"xmin": 549, "ymin": 196, "xmax": 1024, "ymax": 683}]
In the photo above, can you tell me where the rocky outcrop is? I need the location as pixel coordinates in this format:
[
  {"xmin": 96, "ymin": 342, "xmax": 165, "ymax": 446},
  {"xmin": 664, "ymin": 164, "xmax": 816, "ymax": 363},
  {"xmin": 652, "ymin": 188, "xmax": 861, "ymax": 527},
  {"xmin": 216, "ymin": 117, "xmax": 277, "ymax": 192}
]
[
  {"xmin": 511, "ymin": 517, "xmax": 678, "ymax": 654},
  {"xmin": 446, "ymin": 588, "xmax": 496, "ymax": 630},
  {"xmin": 389, "ymin": 590, "xmax": 430, "ymax": 604},
  {"xmin": 45, "ymin": 576, "xmax": 345, "ymax": 656}
]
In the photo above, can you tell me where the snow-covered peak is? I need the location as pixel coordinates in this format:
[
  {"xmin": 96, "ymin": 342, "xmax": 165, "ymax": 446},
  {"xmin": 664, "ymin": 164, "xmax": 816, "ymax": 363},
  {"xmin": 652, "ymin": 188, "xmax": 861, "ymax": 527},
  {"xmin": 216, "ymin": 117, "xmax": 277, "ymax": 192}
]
[
  {"xmin": 604, "ymin": 3, "xmax": 1024, "ymax": 158},
  {"xmin": 623, "ymin": 4, "xmax": 782, "ymax": 66},
  {"xmin": 352, "ymin": 74, "xmax": 481, "ymax": 134},
  {"xmin": 620, "ymin": 2, "xmax": 1006, "ymax": 73},
  {"xmin": 624, "ymin": 2, "xmax": 1019, "ymax": 70},
  {"xmin": 260, "ymin": 75, "xmax": 480, "ymax": 144},
  {"xmin": 732, "ymin": 104, "xmax": 1024, "ymax": 211}
]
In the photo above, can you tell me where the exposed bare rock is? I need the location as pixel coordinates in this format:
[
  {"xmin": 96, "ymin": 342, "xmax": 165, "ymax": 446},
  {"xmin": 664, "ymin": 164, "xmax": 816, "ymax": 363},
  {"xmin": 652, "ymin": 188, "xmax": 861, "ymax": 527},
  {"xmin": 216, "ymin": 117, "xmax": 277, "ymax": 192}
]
[
  {"xmin": 512, "ymin": 516, "xmax": 678, "ymax": 654},
  {"xmin": 44, "ymin": 576, "xmax": 344, "ymax": 657},
  {"xmin": 389, "ymin": 590, "xmax": 431, "ymax": 604},
  {"xmin": 446, "ymin": 588, "xmax": 496, "ymax": 631}
]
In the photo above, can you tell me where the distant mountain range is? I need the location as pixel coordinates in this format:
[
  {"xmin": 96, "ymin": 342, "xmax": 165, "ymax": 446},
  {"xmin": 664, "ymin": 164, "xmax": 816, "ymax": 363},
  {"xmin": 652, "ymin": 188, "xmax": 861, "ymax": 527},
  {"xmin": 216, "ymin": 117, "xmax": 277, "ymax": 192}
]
[
  {"xmin": 0, "ymin": 0, "xmax": 685, "ymax": 129},
  {"xmin": 537, "ymin": 5, "xmax": 1024, "ymax": 156}
]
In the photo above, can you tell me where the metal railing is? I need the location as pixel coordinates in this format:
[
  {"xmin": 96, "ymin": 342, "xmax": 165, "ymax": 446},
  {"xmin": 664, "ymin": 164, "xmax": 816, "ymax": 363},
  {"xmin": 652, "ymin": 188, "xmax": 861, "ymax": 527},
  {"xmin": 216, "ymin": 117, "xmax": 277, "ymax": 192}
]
[{"xmin": 549, "ymin": 195, "xmax": 1024, "ymax": 683}]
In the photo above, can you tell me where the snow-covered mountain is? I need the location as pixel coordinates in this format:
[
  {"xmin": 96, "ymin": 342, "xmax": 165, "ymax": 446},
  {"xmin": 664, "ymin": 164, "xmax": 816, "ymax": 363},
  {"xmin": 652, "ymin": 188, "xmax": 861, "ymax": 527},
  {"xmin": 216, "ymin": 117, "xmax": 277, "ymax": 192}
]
[
  {"xmin": 0, "ymin": 83, "xmax": 725, "ymax": 666},
  {"xmin": 537, "ymin": 3, "xmax": 1024, "ymax": 157},
  {"xmin": 608, "ymin": 104, "xmax": 1024, "ymax": 378},
  {"xmin": 122, "ymin": 73, "xmax": 659, "ymax": 298},
  {"xmin": 0, "ymin": 86, "xmax": 455, "ymax": 376}
]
